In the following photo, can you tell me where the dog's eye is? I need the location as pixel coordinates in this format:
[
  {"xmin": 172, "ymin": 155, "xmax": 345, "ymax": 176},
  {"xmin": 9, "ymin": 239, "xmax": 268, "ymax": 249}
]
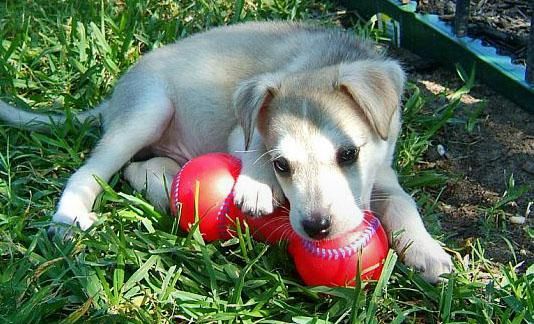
[
  {"xmin": 273, "ymin": 157, "xmax": 291, "ymax": 176},
  {"xmin": 337, "ymin": 146, "xmax": 359, "ymax": 166}
]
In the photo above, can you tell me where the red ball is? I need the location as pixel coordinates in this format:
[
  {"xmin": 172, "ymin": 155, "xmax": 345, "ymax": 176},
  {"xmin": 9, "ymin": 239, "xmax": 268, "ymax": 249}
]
[
  {"xmin": 170, "ymin": 153, "xmax": 244, "ymax": 241},
  {"xmin": 288, "ymin": 211, "xmax": 389, "ymax": 286}
]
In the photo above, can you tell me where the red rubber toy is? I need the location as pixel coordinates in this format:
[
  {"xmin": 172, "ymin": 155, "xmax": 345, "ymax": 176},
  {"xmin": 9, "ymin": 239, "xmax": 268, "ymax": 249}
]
[
  {"xmin": 170, "ymin": 153, "xmax": 389, "ymax": 286},
  {"xmin": 288, "ymin": 211, "xmax": 389, "ymax": 286}
]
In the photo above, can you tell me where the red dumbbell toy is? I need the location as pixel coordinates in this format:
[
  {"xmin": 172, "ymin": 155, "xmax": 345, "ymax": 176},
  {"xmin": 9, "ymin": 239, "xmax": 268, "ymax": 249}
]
[{"xmin": 170, "ymin": 153, "xmax": 389, "ymax": 286}]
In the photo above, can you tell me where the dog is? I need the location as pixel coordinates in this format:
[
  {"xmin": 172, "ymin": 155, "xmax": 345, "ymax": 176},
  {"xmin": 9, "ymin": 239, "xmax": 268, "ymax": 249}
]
[{"xmin": 0, "ymin": 21, "xmax": 451, "ymax": 283}]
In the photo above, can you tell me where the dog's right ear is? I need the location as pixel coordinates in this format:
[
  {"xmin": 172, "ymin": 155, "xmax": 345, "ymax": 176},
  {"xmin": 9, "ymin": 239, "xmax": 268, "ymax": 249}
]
[{"xmin": 233, "ymin": 74, "xmax": 281, "ymax": 149}]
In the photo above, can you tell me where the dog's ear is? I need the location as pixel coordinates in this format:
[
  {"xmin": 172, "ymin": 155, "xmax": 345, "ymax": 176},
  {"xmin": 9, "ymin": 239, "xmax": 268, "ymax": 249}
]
[
  {"xmin": 233, "ymin": 74, "xmax": 281, "ymax": 149},
  {"xmin": 337, "ymin": 60, "xmax": 405, "ymax": 140}
]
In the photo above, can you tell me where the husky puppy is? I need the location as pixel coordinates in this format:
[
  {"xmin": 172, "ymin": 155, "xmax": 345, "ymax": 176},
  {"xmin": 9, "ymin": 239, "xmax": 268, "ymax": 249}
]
[{"xmin": 0, "ymin": 21, "xmax": 452, "ymax": 282}]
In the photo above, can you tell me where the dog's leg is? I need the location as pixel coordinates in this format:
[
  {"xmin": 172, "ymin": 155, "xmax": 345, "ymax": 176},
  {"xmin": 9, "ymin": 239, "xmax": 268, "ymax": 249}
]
[
  {"xmin": 372, "ymin": 166, "xmax": 452, "ymax": 283},
  {"xmin": 228, "ymin": 126, "xmax": 285, "ymax": 216},
  {"xmin": 123, "ymin": 157, "xmax": 180, "ymax": 211},
  {"xmin": 50, "ymin": 88, "xmax": 175, "ymax": 235}
]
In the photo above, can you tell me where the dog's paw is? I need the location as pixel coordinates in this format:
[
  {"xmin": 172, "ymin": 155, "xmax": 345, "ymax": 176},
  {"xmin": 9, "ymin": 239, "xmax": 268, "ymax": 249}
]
[
  {"xmin": 47, "ymin": 223, "xmax": 75, "ymax": 241},
  {"xmin": 402, "ymin": 237, "xmax": 453, "ymax": 283},
  {"xmin": 233, "ymin": 174, "xmax": 284, "ymax": 217},
  {"xmin": 47, "ymin": 211, "xmax": 97, "ymax": 240}
]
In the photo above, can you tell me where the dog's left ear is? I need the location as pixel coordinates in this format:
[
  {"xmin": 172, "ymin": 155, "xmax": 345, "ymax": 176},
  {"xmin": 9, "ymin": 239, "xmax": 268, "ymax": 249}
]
[
  {"xmin": 337, "ymin": 60, "xmax": 405, "ymax": 140},
  {"xmin": 233, "ymin": 73, "xmax": 282, "ymax": 149}
]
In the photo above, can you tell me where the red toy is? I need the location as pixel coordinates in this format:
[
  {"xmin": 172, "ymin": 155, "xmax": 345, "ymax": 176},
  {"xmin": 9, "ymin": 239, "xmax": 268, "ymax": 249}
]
[
  {"xmin": 288, "ymin": 211, "xmax": 388, "ymax": 286},
  {"xmin": 170, "ymin": 153, "xmax": 389, "ymax": 286}
]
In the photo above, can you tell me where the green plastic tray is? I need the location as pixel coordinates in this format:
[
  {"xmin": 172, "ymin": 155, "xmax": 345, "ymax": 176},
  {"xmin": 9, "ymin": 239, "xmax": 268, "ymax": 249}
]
[{"xmin": 342, "ymin": 0, "xmax": 533, "ymax": 112}]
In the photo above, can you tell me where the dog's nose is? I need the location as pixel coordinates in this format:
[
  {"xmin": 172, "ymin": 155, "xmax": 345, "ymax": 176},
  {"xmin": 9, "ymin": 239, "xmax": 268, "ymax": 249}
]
[{"xmin": 302, "ymin": 213, "xmax": 331, "ymax": 240}]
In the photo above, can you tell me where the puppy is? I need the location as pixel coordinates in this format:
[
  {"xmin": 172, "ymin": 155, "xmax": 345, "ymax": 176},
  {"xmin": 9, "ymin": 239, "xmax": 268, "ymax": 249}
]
[{"xmin": 0, "ymin": 21, "xmax": 451, "ymax": 283}]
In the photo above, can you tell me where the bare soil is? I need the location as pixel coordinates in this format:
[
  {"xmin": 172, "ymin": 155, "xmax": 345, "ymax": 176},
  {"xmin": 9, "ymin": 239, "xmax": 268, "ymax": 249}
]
[
  {"xmin": 411, "ymin": 66, "xmax": 534, "ymax": 268},
  {"xmin": 418, "ymin": 0, "xmax": 532, "ymax": 65}
]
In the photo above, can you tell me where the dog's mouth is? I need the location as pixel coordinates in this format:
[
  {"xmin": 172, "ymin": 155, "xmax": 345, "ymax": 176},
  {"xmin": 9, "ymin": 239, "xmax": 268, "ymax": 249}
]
[
  {"xmin": 295, "ymin": 229, "xmax": 351, "ymax": 242},
  {"xmin": 294, "ymin": 210, "xmax": 375, "ymax": 243},
  {"xmin": 290, "ymin": 209, "xmax": 368, "ymax": 242}
]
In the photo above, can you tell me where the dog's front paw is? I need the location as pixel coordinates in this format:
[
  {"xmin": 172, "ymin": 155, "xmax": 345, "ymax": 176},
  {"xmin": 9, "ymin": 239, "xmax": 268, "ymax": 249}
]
[
  {"xmin": 47, "ymin": 211, "xmax": 97, "ymax": 240},
  {"xmin": 402, "ymin": 237, "xmax": 453, "ymax": 283},
  {"xmin": 233, "ymin": 174, "xmax": 284, "ymax": 217}
]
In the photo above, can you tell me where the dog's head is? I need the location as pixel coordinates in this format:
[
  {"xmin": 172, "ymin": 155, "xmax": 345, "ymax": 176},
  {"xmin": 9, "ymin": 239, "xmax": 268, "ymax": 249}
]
[{"xmin": 234, "ymin": 60, "xmax": 405, "ymax": 240}]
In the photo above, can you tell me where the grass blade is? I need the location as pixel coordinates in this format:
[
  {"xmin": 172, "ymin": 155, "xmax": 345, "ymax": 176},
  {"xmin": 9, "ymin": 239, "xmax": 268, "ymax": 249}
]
[
  {"xmin": 122, "ymin": 255, "xmax": 160, "ymax": 294},
  {"xmin": 365, "ymin": 250, "xmax": 397, "ymax": 323}
]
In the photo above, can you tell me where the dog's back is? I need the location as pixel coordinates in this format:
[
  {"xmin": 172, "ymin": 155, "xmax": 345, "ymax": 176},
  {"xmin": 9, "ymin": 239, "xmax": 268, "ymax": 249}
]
[{"xmin": 132, "ymin": 21, "xmax": 380, "ymax": 85}]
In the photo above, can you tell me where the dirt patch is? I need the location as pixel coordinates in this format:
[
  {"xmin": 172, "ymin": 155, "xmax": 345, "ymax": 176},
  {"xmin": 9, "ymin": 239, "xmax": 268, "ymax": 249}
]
[
  {"xmin": 418, "ymin": 0, "xmax": 532, "ymax": 66},
  {"xmin": 410, "ymin": 66, "xmax": 534, "ymax": 267}
]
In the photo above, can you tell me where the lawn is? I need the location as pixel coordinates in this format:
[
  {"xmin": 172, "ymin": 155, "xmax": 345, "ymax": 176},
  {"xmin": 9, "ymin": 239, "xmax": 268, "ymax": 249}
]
[{"xmin": 0, "ymin": 0, "xmax": 532, "ymax": 322}]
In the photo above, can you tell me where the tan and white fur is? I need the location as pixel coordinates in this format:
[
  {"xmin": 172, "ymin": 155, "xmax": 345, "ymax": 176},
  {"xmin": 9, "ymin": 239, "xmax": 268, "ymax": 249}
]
[{"xmin": 0, "ymin": 21, "xmax": 451, "ymax": 283}]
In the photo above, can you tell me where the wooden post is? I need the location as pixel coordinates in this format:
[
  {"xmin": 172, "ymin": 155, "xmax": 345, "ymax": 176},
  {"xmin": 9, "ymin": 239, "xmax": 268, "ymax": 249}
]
[
  {"xmin": 526, "ymin": 3, "xmax": 534, "ymax": 84},
  {"xmin": 454, "ymin": 0, "xmax": 470, "ymax": 37}
]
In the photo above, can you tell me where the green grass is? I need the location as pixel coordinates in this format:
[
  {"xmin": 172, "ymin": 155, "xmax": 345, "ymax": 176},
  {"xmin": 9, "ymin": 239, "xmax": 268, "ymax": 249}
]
[{"xmin": 1, "ymin": 0, "xmax": 533, "ymax": 322}]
